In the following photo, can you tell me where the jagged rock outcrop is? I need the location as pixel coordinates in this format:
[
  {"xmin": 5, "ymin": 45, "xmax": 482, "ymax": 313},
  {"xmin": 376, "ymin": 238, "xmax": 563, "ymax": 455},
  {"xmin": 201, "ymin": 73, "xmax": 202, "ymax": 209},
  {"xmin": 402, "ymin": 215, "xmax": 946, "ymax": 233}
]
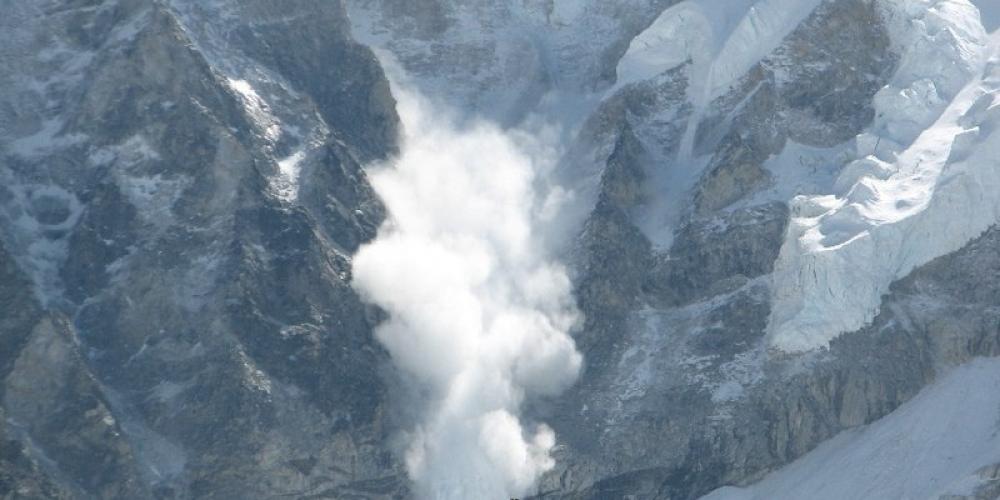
[{"xmin": 1, "ymin": 0, "xmax": 404, "ymax": 497}]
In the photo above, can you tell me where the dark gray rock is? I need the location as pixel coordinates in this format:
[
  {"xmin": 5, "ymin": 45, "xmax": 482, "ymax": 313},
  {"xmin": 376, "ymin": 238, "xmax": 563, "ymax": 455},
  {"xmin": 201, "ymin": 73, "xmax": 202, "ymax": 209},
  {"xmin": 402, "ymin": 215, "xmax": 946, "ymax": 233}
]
[
  {"xmin": 647, "ymin": 203, "xmax": 789, "ymax": 306},
  {"xmin": 2, "ymin": 1, "xmax": 404, "ymax": 498}
]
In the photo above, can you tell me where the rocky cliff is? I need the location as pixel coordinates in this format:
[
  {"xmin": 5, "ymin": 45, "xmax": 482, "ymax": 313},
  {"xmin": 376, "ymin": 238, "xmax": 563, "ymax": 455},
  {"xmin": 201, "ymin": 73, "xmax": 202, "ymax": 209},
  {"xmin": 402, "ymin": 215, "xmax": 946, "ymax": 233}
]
[{"xmin": 2, "ymin": 1, "xmax": 403, "ymax": 497}]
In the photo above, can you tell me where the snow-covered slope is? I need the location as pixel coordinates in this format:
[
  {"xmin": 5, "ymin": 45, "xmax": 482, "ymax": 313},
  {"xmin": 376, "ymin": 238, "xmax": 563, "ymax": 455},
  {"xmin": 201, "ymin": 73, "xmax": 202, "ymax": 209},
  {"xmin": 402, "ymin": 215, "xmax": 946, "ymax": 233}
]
[
  {"xmin": 702, "ymin": 357, "xmax": 1000, "ymax": 500},
  {"xmin": 768, "ymin": 1, "xmax": 997, "ymax": 352},
  {"xmin": 616, "ymin": 0, "xmax": 825, "ymax": 97}
]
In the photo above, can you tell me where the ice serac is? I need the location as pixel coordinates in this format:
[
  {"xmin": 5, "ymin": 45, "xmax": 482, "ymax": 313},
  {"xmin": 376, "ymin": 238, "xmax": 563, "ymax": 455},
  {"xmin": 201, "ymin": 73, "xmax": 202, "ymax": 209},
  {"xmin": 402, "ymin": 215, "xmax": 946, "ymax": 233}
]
[{"xmin": 768, "ymin": 0, "xmax": 996, "ymax": 352}]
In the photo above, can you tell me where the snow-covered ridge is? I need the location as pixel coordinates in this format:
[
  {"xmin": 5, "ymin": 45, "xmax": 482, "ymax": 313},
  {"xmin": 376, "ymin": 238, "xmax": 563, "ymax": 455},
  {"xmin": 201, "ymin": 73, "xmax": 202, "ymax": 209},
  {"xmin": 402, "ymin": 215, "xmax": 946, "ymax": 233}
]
[
  {"xmin": 615, "ymin": 0, "xmax": 824, "ymax": 98},
  {"xmin": 768, "ymin": 0, "xmax": 995, "ymax": 352}
]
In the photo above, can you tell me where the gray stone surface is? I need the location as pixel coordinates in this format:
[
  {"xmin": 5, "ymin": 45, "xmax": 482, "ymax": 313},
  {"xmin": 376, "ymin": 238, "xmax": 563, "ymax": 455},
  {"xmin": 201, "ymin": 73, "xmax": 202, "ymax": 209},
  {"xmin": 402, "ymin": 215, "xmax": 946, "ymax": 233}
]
[{"xmin": 1, "ymin": 0, "xmax": 404, "ymax": 498}]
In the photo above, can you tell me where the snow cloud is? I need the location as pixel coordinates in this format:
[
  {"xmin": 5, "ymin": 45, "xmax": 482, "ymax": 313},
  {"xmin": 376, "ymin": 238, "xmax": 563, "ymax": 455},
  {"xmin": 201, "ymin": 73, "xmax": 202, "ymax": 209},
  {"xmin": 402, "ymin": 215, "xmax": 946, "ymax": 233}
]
[{"xmin": 352, "ymin": 87, "xmax": 583, "ymax": 499}]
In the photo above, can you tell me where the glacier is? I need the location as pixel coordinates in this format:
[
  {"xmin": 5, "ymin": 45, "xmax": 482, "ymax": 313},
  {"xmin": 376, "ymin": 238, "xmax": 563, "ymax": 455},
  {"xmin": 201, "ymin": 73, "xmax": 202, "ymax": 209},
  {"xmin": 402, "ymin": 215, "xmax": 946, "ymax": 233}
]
[{"xmin": 768, "ymin": 0, "xmax": 999, "ymax": 352}]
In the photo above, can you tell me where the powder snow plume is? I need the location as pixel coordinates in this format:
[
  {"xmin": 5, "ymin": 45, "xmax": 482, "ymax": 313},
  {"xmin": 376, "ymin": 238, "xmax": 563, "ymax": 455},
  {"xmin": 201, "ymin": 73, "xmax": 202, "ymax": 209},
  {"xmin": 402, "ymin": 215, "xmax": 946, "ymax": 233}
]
[{"xmin": 351, "ymin": 87, "xmax": 583, "ymax": 499}]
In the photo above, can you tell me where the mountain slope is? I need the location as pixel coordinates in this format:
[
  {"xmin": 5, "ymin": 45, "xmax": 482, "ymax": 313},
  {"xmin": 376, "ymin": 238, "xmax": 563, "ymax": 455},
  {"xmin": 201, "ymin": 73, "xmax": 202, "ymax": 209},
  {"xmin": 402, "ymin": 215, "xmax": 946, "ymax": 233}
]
[
  {"xmin": 703, "ymin": 357, "xmax": 1000, "ymax": 500},
  {"xmin": 3, "ymin": 0, "xmax": 1000, "ymax": 499},
  {"xmin": 2, "ymin": 1, "xmax": 403, "ymax": 497}
]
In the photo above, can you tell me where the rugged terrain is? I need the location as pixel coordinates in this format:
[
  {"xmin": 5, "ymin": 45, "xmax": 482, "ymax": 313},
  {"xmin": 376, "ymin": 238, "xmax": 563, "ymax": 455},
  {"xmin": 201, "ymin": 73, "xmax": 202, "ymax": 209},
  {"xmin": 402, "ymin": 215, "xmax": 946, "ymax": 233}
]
[{"xmin": 2, "ymin": 0, "xmax": 1000, "ymax": 499}]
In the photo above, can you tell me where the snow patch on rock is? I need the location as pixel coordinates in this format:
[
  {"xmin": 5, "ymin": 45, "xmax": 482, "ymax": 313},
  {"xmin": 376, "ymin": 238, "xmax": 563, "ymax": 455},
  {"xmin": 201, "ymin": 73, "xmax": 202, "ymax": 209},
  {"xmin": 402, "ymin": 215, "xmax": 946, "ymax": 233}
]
[
  {"xmin": 614, "ymin": 2, "xmax": 713, "ymax": 88},
  {"xmin": 227, "ymin": 78, "xmax": 282, "ymax": 143},
  {"xmin": 274, "ymin": 151, "xmax": 306, "ymax": 203}
]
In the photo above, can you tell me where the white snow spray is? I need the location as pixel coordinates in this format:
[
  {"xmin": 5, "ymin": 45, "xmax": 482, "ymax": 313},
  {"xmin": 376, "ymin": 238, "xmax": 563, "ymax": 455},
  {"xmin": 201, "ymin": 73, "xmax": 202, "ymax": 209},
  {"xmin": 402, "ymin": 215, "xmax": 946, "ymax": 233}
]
[{"xmin": 351, "ymin": 87, "xmax": 583, "ymax": 499}]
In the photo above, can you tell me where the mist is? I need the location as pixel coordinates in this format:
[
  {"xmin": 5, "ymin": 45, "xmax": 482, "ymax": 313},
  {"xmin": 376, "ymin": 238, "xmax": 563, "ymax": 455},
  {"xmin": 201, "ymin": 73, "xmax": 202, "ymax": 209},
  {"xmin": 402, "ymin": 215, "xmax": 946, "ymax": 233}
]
[{"xmin": 351, "ymin": 87, "xmax": 583, "ymax": 499}]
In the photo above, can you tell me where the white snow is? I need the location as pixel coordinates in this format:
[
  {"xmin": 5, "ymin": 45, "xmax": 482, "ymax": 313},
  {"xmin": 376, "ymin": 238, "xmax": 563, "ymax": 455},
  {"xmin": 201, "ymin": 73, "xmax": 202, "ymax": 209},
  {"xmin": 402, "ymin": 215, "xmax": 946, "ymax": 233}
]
[
  {"xmin": 615, "ymin": 0, "xmax": 824, "ymax": 99},
  {"xmin": 756, "ymin": 141, "xmax": 850, "ymax": 204},
  {"xmin": 615, "ymin": 2, "xmax": 714, "ymax": 87},
  {"xmin": 348, "ymin": 0, "xmax": 681, "ymax": 125},
  {"xmin": 227, "ymin": 78, "xmax": 282, "ymax": 143},
  {"xmin": 701, "ymin": 358, "xmax": 1000, "ymax": 500},
  {"xmin": 222, "ymin": 77, "xmax": 312, "ymax": 204},
  {"xmin": 768, "ymin": 1, "xmax": 995, "ymax": 352},
  {"xmin": 632, "ymin": 152, "xmax": 712, "ymax": 250},
  {"xmin": 169, "ymin": 2, "xmax": 336, "ymax": 207},
  {"xmin": 273, "ymin": 151, "xmax": 305, "ymax": 202},
  {"xmin": 617, "ymin": 0, "xmax": 826, "ymax": 249}
]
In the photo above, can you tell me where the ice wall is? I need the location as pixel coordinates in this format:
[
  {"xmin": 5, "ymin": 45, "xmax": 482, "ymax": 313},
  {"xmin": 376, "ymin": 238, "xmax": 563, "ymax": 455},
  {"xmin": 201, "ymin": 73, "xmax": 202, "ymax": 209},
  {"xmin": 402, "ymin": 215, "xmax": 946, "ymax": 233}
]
[{"xmin": 769, "ymin": 0, "xmax": 994, "ymax": 352}]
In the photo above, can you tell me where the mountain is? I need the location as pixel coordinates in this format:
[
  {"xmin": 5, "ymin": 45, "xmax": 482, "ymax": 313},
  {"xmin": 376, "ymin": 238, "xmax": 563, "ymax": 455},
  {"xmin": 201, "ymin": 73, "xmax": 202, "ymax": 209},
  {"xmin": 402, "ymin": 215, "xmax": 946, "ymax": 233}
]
[{"xmin": 1, "ymin": 0, "xmax": 999, "ymax": 499}]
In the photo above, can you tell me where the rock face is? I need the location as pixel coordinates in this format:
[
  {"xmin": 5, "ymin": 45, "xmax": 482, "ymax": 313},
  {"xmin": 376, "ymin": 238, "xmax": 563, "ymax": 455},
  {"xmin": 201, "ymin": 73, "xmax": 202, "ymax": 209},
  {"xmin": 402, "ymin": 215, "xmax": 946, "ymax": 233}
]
[
  {"xmin": 3, "ymin": 0, "xmax": 1000, "ymax": 499},
  {"xmin": 2, "ymin": 0, "xmax": 404, "ymax": 498}
]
